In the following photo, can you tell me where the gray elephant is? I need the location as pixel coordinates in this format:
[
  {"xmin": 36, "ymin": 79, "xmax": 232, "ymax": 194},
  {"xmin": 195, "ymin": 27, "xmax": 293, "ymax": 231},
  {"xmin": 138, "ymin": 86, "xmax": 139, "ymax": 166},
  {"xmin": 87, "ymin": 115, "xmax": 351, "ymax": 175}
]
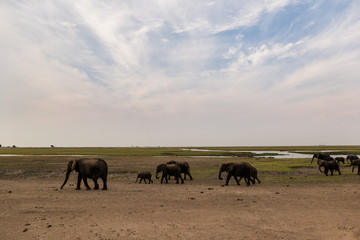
[
  {"xmin": 236, "ymin": 163, "xmax": 261, "ymax": 185},
  {"xmin": 311, "ymin": 153, "xmax": 332, "ymax": 164},
  {"xmin": 346, "ymin": 155, "xmax": 359, "ymax": 164},
  {"xmin": 166, "ymin": 160, "xmax": 193, "ymax": 180},
  {"xmin": 249, "ymin": 164, "xmax": 261, "ymax": 184},
  {"xmin": 334, "ymin": 157, "xmax": 345, "ymax": 164},
  {"xmin": 61, "ymin": 158, "xmax": 108, "ymax": 190},
  {"xmin": 350, "ymin": 159, "xmax": 360, "ymax": 175},
  {"xmin": 135, "ymin": 171, "xmax": 153, "ymax": 184},
  {"xmin": 156, "ymin": 163, "xmax": 184, "ymax": 184},
  {"xmin": 318, "ymin": 159, "xmax": 341, "ymax": 176},
  {"xmin": 218, "ymin": 162, "xmax": 253, "ymax": 186}
]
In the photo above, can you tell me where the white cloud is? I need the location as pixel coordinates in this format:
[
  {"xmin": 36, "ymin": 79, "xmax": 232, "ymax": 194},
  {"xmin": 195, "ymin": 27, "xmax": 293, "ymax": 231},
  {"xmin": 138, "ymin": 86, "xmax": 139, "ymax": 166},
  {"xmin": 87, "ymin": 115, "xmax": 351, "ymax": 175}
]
[{"xmin": 1, "ymin": 0, "xmax": 359, "ymax": 146}]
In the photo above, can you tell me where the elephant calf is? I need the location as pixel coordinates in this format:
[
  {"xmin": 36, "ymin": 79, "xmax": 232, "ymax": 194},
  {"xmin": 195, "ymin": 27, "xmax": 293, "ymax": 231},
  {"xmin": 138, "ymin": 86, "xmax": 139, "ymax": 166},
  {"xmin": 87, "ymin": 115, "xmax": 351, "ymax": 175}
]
[
  {"xmin": 335, "ymin": 157, "xmax": 345, "ymax": 164},
  {"xmin": 136, "ymin": 171, "xmax": 153, "ymax": 184},
  {"xmin": 61, "ymin": 158, "xmax": 108, "ymax": 190},
  {"xmin": 240, "ymin": 163, "xmax": 261, "ymax": 185}
]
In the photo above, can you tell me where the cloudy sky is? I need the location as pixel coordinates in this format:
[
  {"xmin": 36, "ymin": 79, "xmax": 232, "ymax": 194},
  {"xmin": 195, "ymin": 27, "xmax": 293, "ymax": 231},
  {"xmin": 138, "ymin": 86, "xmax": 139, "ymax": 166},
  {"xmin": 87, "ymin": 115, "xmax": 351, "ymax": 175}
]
[{"xmin": 1, "ymin": 0, "xmax": 359, "ymax": 147}]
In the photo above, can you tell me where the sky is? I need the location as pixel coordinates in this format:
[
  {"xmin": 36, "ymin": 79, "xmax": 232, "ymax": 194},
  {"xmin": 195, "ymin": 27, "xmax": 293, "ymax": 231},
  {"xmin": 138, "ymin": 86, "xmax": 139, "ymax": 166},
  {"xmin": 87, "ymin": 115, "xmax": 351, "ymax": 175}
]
[{"xmin": 1, "ymin": 0, "xmax": 360, "ymax": 147}]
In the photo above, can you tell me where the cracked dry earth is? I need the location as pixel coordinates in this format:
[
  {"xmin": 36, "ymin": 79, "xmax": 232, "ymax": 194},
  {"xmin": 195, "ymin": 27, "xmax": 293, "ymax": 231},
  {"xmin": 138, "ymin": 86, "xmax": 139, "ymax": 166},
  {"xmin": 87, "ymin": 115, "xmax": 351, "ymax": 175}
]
[{"xmin": 1, "ymin": 177, "xmax": 359, "ymax": 240}]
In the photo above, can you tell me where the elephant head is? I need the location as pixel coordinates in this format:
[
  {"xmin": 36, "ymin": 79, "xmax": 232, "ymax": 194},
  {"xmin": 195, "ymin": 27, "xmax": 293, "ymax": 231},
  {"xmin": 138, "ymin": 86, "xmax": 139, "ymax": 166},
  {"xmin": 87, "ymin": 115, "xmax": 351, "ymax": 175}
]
[
  {"xmin": 155, "ymin": 164, "xmax": 165, "ymax": 179},
  {"xmin": 60, "ymin": 160, "xmax": 77, "ymax": 189},
  {"xmin": 218, "ymin": 163, "xmax": 233, "ymax": 180}
]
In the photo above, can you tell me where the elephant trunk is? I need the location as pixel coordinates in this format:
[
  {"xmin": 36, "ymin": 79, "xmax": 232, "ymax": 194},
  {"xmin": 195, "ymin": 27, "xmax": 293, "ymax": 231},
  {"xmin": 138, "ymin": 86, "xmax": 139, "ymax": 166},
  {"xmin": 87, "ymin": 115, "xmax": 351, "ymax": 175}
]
[
  {"xmin": 311, "ymin": 155, "xmax": 316, "ymax": 164},
  {"xmin": 60, "ymin": 170, "xmax": 71, "ymax": 189},
  {"xmin": 155, "ymin": 169, "xmax": 160, "ymax": 179},
  {"xmin": 318, "ymin": 165, "xmax": 323, "ymax": 173},
  {"xmin": 218, "ymin": 166, "xmax": 224, "ymax": 180}
]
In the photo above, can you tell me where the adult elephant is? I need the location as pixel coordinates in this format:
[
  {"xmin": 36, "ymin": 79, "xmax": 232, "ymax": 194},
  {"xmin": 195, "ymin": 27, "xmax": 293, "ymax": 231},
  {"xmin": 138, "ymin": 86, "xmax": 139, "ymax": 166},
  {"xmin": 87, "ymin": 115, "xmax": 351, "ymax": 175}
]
[
  {"xmin": 346, "ymin": 155, "xmax": 359, "ymax": 164},
  {"xmin": 166, "ymin": 160, "xmax": 193, "ymax": 180},
  {"xmin": 61, "ymin": 158, "xmax": 108, "ymax": 190},
  {"xmin": 218, "ymin": 162, "xmax": 252, "ymax": 186},
  {"xmin": 350, "ymin": 159, "xmax": 360, "ymax": 175},
  {"xmin": 156, "ymin": 164, "xmax": 184, "ymax": 184},
  {"xmin": 318, "ymin": 159, "xmax": 341, "ymax": 176},
  {"xmin": 311, "ymin": 153, "xmax": 332, "ymax": 164}
]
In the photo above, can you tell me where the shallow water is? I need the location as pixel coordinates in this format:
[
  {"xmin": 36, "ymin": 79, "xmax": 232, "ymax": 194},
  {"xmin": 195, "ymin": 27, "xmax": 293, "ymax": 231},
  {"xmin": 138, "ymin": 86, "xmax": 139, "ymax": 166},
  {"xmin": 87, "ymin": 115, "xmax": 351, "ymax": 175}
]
[
  {"xmin": 0, "ymin": 150, "xmax": 348, "ymax": 159},
  {"xmin": 182, "ymin": 149, "xmax": 347, "ymax": 159}
]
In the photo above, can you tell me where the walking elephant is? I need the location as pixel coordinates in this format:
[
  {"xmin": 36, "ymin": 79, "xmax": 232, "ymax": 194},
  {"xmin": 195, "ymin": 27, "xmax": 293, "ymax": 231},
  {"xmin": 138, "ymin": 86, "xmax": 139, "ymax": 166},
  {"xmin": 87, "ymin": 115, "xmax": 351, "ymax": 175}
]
[
  {"xmin": 166, "ymin": 160, "xmax": 193, "ymax": 180},
  {"xmin": 334, "ymin": 157, "xmax": 345, "ymax": 164},
  {"xmin": 350, "ymin": 160, "xmax": 360, "ymax": 175},
  {"xmin": 346, "ymin": 155, "xmax": 359, "ymax": 164},
  {"xmin": 311, "ymin": 153, "xmax": 332, "ymax": 164},
  {"xmin": 136, "ymin": 171, "xmax": 153, "ymax": 184},
  {"xmin": 60, "ymin": 158, "xmax": 108, "ymax": 190},
  {"xmin": 218, "ymin": 162, "xmax": 253, "ymax": 186},
  {"xmin": 249, "ymin": 164, "xmax": 261, "ymax": 184},
  {"xmin": 156, "ymin": 164, "xmax": 184, "ymax": 184},
  {"xmin": 318, "ymin": 159, "xmax": 341, "ymax": 176}
]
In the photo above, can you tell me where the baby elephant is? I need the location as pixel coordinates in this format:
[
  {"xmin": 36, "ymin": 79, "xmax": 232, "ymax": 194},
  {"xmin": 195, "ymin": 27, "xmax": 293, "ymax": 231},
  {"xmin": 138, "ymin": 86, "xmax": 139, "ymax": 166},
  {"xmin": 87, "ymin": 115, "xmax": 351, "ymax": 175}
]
[{"xmin": 136, "ymin": 171, "xmax": 153, "ymax": 184}]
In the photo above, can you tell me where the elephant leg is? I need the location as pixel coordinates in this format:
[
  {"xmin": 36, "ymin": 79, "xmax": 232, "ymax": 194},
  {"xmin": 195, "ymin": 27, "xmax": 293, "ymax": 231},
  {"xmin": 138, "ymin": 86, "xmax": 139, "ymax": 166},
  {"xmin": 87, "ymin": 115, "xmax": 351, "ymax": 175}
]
[
  {"xmin": 245, "ymin": 177, "xmax": 250, "ymax": 186},
  {"xmin": 256, "ymin": 177, "xmax": 261, "ymax": 184},
  {"xmin": 224, "ymin": 174, "xmax": 231, "ymax": 186},
  {"xmin": 93, "ymin": 178, "xmax": 99, "ymax": 190},
  {"xmin": 183, "ymin": 172, "xmax": 191, "ymax": 180},
  {"xmin": 76, "ymin": 174, "xmax": 82, "ymax": 190},
  {"xmin": 83, "ymin": 177, "xmax": 91, "ymax": 190},
  {"xmin": 233, "ymin": 175, "xmax": 240, "ymax": 185},
  {"xmin": 188, "ymin": 171, "xmax": 193, "ymax": 180},
  {"xmin": 180, "ymin": 175, "xmax": 184, "ymax": 184},
  {"xmin": 250, "ymin": 177, "xmax": 255, "ymax": 184},
  {"xmin": 162, "ymin": 174, "xmax": 168, "ymax": 183},
  {"xmin": 330, "ymin": 169, "xmax": 334, "ymax": 176},
  {"xmin": 101, "ymin": 177, "xmax": 107, "ymax": 190},
  {"xmin": 139, "ymin": 178, "xmax": 143, "ymax": 184},
  {"xmin": 149, "ymin": 178, "xmax": 153, "ymax": 184},
  {"xmin": 175, "ymin": 176, "xmax": 179, "ymax": 184},
  {"xmin": 338, "ymin": 169, "xmax": 341, "ymax": 175},
  {"xmin": 160, "ymin": 175, "xmax": 164, "ymax": 183}
]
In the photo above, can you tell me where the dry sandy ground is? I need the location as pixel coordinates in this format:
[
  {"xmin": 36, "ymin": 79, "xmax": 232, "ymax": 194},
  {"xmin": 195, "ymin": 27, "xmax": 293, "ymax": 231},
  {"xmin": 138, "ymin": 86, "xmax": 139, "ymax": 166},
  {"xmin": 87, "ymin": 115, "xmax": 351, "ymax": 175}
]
[{"xmin": 1, "ymin": 176, "xmax": 359, "ymax": 240}]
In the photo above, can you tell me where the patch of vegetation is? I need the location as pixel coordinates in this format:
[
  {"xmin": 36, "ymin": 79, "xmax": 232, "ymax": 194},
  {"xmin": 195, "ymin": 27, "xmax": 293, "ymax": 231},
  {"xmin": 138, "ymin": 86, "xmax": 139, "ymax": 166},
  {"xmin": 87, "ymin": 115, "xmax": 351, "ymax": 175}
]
[{"xmin": 0, "ymin": 147, "xmax": 358, "ymax": 184}]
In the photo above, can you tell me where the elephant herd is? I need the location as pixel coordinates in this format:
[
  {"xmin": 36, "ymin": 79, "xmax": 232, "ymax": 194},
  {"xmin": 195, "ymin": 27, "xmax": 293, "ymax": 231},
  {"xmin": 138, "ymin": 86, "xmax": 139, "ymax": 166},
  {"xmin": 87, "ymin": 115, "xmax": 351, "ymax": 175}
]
[
  {"xmin": 60, "ymin": 158, "xmax": 260, "ymax": 190},
  {"xmin": 311, "ymin": 153, "xmax": 360, "ymax": 176},
  {"xmin": 60, "ymin": 153, "xmax": 360, "ymax": 190}
]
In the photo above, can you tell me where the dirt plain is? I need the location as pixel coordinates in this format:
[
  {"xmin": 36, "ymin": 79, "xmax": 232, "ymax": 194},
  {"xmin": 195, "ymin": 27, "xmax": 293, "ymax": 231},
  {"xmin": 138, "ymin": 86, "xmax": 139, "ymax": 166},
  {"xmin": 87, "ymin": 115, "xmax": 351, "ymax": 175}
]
[{"xmin": 0, "ymin": 156, "xmax": 359, "ymax": 240}]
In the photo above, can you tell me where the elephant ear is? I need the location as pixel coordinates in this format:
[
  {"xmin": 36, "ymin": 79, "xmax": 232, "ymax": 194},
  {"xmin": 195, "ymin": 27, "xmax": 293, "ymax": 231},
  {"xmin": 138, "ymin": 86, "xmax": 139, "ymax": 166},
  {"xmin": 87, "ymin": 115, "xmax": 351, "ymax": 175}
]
[
  {"xmin": 71, "ymin": 160, "xmax": 78, "ymax": 171},
  {"xmin": 226, "ymin": 164, "xmax": 234, "ymax": 173}
]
